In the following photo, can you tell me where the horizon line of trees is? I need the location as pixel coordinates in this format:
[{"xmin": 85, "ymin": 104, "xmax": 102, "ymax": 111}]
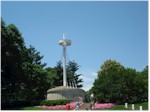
[{"xmin": 1, "ymin": 19, "xmax": 83, "ymax": 104}]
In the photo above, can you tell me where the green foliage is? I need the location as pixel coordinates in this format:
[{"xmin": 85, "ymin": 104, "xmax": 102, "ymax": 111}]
[
  {"xmin": 138, "ymin": 66, "xmax": 148, "ymax": 99},
  {"xmin": 45, "ymin": 61, "xmax": 63, "ymax": 87},
  {"xmin": 21, "ymin": 46, "xmax": 49, "ymax": 100},
  {"xmin": 92, "ymin": 60, "xmax": 125, "ymax": 103},
  {"xmin": 1, "ymin": 100, "xmax": 31, "ymax": 110},
  {"xmin": 1, "ymin": 19, "xmax": 84, "ymax": 109},
  {"xmin": 91, "ymin": 60, "xmax": 148, "ymax": 104},
  {"xmin": 85, "ymin": 89, "xmax": 93, "ymax": 102},
  {"xmin": 45, "ymin": 60, "xmax": 83, "ymax": 88},
  {"xmin": 67, "ymin": 60, "xmax": 83, "ymax": 88},
  {"xmin": 1, "ymin": 19, "xmax": 50, "ymax": 106},
  {"xmin": 1, "ymin": 19, "xmax": 26, "ymax": 102},
  {"xmin": 40, "ymin": 100, "xmax": 71, "ymax": 106}
]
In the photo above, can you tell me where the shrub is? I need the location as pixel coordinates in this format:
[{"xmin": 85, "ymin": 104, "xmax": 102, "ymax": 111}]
[
  {"xmin": 39, "ymin": 100, "xmax": 71, "ymax": 106},
  {"xmin": 30, "ymin": 100, "xmax": 42, "ymax": 106},
  {"xmin": 1, "ymin": 99, "xmax": 71, "ymax": 109}
]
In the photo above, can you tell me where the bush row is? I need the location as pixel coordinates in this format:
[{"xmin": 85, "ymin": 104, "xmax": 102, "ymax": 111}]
[
  {"xmin": 40, "ymin": 100, "xmax": 71, "ymax": 106},
  {"xmin": 1, "ymin": 99, "xmax": 71, "ymax": 109}
]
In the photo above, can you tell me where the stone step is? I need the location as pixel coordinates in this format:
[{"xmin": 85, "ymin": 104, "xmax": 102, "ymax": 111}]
[{"xmin": 78, "ymin": 103, "xmax": 91, "ymax": 110}]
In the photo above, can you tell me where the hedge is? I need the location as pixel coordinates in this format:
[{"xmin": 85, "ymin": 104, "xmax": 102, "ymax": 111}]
[
  {"xmin": 40, "ymin": 100, "xmax": 71, "ymax": 106},
  {"xmin": 1, "ymin": 99, "xmax": 71, "ymax": 110}
]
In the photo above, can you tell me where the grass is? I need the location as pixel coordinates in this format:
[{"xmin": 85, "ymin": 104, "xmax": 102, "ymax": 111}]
[
  {"xmin": 18, "ymin": 106, "xmax": 49, "ymax": 110},
  {"xmin": 103, "ymin": 102, "xmax": 148, "ymax": 110}
]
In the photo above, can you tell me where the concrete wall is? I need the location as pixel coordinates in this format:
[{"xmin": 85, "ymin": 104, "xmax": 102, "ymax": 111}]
[{"xmin": 47, "ymin": 89, "xmax": 85, "ymax": 101}]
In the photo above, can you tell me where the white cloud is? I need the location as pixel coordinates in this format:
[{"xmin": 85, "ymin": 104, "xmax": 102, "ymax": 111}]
[
  {"xmin": 91, "ymin": 72, "xmax": 98, "ymax": 77},
  {"xmin": 82, "ymin": 83, "xmax": 93, "ymax": 91},
  {"xmin": 80, "ymin": 72, "xmax": 98, "ymax": 91},
  {"xmin": 80, "ymin": 75, "xmax": 93, "ymax": 82}
]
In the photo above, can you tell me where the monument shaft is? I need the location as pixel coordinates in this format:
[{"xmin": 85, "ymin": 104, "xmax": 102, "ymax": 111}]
[
  {"xmin": 47, "ymin": 34, "xmax": 85, "ymax": 101},
  {"xmin": 59, "ymin": 34, "xmax": 71, "ymax": 86},
  {"xmin": 63, "ymin": 46, "xmax": 67, "ymax": 86}
]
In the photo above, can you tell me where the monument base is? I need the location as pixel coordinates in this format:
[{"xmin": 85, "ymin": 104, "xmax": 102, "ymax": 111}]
[{"xmin": 47, "ymin": 86, "xmax": 86, "ymax": 101}]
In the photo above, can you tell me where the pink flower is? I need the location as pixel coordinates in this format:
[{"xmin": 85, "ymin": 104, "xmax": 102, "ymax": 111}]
[
  {"xmin": 93, "ymin": 103, "xmax": 116, "ymax": 109},
  {"xmin": 36, "ymin": 101, "xmax": 83, "ymax": 110}
]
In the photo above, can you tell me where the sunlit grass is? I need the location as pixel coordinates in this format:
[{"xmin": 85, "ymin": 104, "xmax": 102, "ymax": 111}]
[
  {"xmin": 19, "ymin": 106, "xmax": 49, "ymax": 110},
  {"xmin": 103, "ymin": 102, "xmax": 148, "ymax": 110}
]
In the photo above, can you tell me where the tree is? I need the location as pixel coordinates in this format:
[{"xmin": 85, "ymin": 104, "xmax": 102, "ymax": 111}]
[
  {"xmin": 120, "ymin": 68, "xmax": 140, "ymax": 103},
  {"xmin": 138, "ymin": 66, "xmax": 148, "ymax": 100},
  {"xmin": 1, "ymin": 19, "xmax": 50, "ymax": 103},
  {"xmin": 1, "ymin": 19, "xmax": 25, "ymax": 102},
  {"xmin": 45, "ymin": 60, "xmax": 83, "ymax": 88},
  {"xmin": 45, "ymin": 61, "xmax": 63, "ymax": 88},
  {"xmin": 67, "ymin": 60, "xmax": 83, "ymax": 88},
  {"xmin": 21, "ymin": 46, "xmax": 48, "ymax": 100},
  {"xmin": 94, "ymin": 60, "xmax": 125, "ymax": 103},
  {"xmin": 91, "ymin": 59, "xmax": 147, "ymax": 104},
  {"xmin": 1, "ymin": 19, "xmax": 84, "ymax": 107}
]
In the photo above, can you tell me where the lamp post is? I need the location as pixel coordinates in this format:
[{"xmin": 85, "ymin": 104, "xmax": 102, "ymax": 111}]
[{"xmin": 90, "ymin": 94, "xmax": 94, "ymax": 110}]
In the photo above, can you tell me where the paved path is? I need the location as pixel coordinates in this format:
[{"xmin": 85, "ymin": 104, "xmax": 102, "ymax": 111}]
[{"xmin": 77, "ymin": 103, "xmax": 91, "ymax": 110}]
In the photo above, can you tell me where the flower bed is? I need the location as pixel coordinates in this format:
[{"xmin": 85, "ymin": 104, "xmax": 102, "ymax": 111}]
[
  {"xmin": 93, "ymin": 103, "xmax": 116, "ymax": 109},
  {"xmin": 36, "ymin": 101, "xmax": 82, "ymax": 110}
]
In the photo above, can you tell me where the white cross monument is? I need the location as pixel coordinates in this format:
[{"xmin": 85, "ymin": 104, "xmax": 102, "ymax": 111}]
[
  {"xmin": 47, "ymin": 34, "xmax": 85, "ymax": 101},
  {"xmin": 59, "ymin": 34, "xmax": 71, "ymax": 86}
]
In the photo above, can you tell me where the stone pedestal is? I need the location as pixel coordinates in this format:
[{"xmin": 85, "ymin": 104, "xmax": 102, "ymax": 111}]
[{"xmin": 47, "ymin": 86, "xmax": 85, "ymax": 101}]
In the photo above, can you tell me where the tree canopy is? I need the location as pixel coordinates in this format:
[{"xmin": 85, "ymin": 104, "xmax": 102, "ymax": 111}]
[
  {"xmin": 90, "ymin": 60, "xmax": 148, "ymax": 104},
  {"xmin": 45, "ymin": 60, "xmax": 83, "ymax": 88},
  {"xmin": 1, "ymin": 19, "xmax": 83, "ymax": 104}
]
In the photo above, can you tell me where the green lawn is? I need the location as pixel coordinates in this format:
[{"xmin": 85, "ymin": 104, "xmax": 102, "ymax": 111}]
[
  {"xmin": 18, "ymin": 106, "xmax": 49, "ymax": 110},
  {"xmin": 104, "ymin": 102, "xmax": 148, "ymax": 110},
  {"xmin": 18, "ymin": 106, "xmax": 66, "ymax": 110}
]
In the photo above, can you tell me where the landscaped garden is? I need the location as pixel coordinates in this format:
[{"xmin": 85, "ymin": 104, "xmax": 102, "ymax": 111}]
[
  {"xmin": 16, "ymin": 101, "xmax": 148, "ymax": 110},
  {"xmin": 93, "ymin": 102, "xmax": 148, "ymax": 110}
]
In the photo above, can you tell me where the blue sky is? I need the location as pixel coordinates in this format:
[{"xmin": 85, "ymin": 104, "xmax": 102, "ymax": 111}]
[{"xmin": 2, "ymin": 1, "xmax": 148, "ymax": 91}]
